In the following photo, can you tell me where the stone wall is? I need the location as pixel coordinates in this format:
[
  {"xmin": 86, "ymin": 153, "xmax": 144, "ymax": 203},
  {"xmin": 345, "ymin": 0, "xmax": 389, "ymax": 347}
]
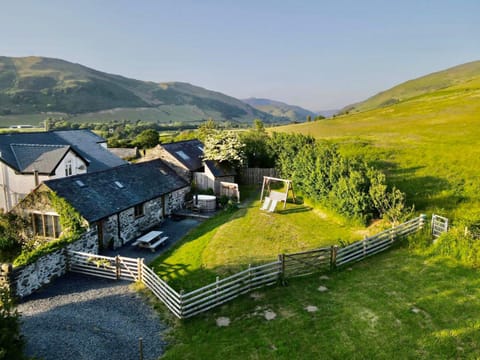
[
  {"xmin": 100, "ymin": 187, "xmax": 189, "ymax": 249},
  {"xmin": 8, "ymin": 228, "xmax": 98, "ymax": 298},
  {"xmin": 168, "ymin": 187, "xmax": 190, "ymax": 214}
]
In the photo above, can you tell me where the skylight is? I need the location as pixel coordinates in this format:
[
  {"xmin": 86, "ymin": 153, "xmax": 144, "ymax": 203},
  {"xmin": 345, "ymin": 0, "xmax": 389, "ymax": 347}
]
[
  {"xmin": 197, "ymin": 145, "xmax": 204, "ymax": 152},
  {"xmin": 75, "ymin": 180, "xmax": 86, "ymax": 188},
  {"xmin": 175, "ymin": 150, "xmax": 190, "ymax": 160},
  {"xmin": 160, "ymin": 169, "xmax": 167, "ymax": 175},
  {"xmin": 114, "ymin": 181, "xmax": 124, "ymax": 189}
]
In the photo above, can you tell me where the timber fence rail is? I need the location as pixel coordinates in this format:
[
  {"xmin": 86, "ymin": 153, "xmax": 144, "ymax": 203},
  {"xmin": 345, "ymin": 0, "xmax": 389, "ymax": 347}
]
[
  {"xmin": 67, "ymin": 214, "xmax": 433, "ymax": 319},
  {"xmin": 336, "ymin": 215, "xmax": 427, "ymax": 267}
]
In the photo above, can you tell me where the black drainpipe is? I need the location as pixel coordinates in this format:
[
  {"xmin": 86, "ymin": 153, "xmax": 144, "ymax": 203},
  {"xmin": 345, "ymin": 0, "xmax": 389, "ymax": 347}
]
[{"xmin": 117, "ymin": 213, "xmax": 122, "ymax": 245}]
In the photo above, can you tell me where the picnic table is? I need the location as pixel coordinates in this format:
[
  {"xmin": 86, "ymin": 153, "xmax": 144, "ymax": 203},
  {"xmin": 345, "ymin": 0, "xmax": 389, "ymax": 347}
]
[{"xmin": 131, "ymin": 230, "xmax": 168, "ymax": 252}]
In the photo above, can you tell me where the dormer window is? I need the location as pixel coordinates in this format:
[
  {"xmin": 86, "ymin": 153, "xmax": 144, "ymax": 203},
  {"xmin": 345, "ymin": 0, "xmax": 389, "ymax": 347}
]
[{"xmin": 65, "ymin": 160, "xmax": 73, "ymax": 176}]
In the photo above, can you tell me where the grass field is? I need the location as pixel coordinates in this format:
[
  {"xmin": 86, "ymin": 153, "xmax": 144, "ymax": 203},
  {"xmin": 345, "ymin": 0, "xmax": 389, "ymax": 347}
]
[
  {"xmin": 275, "ymin": 82, "xmax": 480, "ymax": 219},
  {"xmin": 150, "ymin": 243, "xmax": 480, "ymax": 359},
  {"xmin": 151, "ymin": 196, "xmax": 366, "ymax": 292}
]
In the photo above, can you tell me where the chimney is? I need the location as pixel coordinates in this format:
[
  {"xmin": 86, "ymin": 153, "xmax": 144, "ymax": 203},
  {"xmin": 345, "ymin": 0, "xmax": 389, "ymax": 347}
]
[{"xmin": 34, "ymin": 170, "xmax": 39, "ymax": 186}]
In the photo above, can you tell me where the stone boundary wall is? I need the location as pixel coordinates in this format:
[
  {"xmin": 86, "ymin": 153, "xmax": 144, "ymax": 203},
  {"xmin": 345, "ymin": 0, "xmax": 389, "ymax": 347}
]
[{"xmin": 4, "ymin": 228, "xmax": 98, "ymax": 298}]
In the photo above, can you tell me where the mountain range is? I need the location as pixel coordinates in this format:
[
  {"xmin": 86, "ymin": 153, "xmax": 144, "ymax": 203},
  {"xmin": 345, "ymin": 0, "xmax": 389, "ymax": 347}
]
[
  {"xmin": 242, "ymin": 97, "xmax": 317, "ymax": 123},
  {"xmin": 0, "ymin": 56, "xmax": 287, "ymax": 126}
]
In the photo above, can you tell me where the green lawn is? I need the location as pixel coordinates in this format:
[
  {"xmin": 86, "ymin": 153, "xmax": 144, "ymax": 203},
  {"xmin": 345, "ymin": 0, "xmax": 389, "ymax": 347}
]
[
  {"xmin": 153, "ymin": 246, "xmax": 480, "ymax": 359},
  {"xmin": 151, "ymin": 198, "xmax": 365, "ymax": 292}
]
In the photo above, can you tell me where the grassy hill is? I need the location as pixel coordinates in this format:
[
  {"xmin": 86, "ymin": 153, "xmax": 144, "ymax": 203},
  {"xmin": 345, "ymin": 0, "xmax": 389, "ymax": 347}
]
[
  {"xmin": 242, "ymin": 97, "xmax": 317, "ymax": 123},
  {"xmin": 274, "ymin": 61, "xmax": 480, "ymax": 219},
  {"xmin": 343, "ymin": 60, "xmax": 480, "ymax": 113},
  {"xmin": 0, "ymin": 56, "xmax": 283, "ymax": 126}
]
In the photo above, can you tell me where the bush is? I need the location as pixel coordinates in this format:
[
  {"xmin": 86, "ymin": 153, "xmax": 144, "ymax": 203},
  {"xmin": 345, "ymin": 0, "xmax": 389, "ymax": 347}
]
[
  {"xmin": 13, "ymin": 232, "xmax": 81, "ymax": 267},
  {"xmin": 267, "ymin": 132, "xmax": 412, "ymax": 224},
  {"xmin": 427, "ymin": 228, "xmax": 480, "ymax": 267},
  {"xmin": 0, "ymin": 286, "xmax": 28, "ymax": 360}
]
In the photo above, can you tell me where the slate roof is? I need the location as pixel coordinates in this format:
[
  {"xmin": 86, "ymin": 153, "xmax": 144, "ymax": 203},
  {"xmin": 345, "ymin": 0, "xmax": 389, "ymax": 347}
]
[
  {"xmin": 204, "ymin": 160, "xmax": 236, "ymax": 177},
  {"xmin": 44, "ymin": 159, "xmax": 188, "ymax": 223},
  {"xmin": 11, "ymin": 144, "xmax": 72, "ymax": 174},
  {"xmin": 0, "ymin": 130, "xmax": 126, "ymax": 174},
  {"xmin": 161, "ymin": 139, "xmax": 204, "ymax": 171}
]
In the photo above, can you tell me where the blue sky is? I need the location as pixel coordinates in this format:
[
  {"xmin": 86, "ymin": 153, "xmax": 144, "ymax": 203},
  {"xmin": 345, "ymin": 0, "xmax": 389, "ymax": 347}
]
[{"xmin": 1, "ymin": 0, "xmax": 479, "ymax": 110}]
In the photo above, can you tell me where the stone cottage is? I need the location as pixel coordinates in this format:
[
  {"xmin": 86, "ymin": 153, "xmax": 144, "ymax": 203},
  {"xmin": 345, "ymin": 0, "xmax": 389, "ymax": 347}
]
[{"xmin": 14, "ymin": 159, "xmax": 189, "ymax": 250}]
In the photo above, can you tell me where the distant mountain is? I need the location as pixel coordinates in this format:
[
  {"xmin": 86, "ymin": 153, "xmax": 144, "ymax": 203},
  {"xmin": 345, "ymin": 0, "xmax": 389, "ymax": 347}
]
[
  {"xmin": 341, "ymin": 60, "xmax": 480, "ymax": 114},
  {"xmin": 0, "ymin": 56, "xmax": 285, "ymax": 126},
  {"xmin": 242, "ymin": 97, "xmax": 317, "ymax": 123},
  {"xmin": 315, "ymin": 109, "xmax": 339, "ymax": 118}
]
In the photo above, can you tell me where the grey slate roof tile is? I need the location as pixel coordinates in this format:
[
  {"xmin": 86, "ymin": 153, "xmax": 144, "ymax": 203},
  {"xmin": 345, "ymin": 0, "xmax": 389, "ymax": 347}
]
[
  {"xmin": 11, "ymin": 144, "xmax": 71, "ymax": 174},
  {"xmin": 44, "ymin": 159, "xmax": 188, "ymax": 223},
  {"xmin": 161, "ymin": 139, "xmax": 204, "ymax": 171},
  {"xmin": 0, "ymin": 130, "xmax": 126, "ymax": 174}
]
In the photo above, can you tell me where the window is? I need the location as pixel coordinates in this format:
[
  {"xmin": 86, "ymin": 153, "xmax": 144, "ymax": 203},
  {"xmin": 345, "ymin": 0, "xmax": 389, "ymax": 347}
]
[
  {"xmin": 32, "ymin": 213, "xmax": 61, "ymax": 238},
  {"xmin": 134, "ymin": 204, "xmax": 144, "ymax": 218},
  {"xmin": 175, "ymin": 150, "xmax": 190, "ymax": 160},
  {"xmin": 65, "ymin": 160, "xmax": 73, "ymax": 176},
  {"xmin": 114, "ymin": 181, "xmax": 124, "ymax": 189}
]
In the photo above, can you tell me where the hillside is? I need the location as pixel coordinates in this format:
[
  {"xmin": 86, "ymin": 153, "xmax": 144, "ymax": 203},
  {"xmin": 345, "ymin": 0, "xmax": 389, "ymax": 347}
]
[
  {"xmin": 343, "ymin": 60, "xmax": 480, "ymax": 113},
  {"xmin": 0, "ymin": 56, "xmax": 283, "ymax": 126},
  {"xmin": 242, "ymin": 97, "xmax": 317, "ymax": 122},
  {"xmin": 274, "ymin": 60, "xmax": 480, "ymax": 218}
]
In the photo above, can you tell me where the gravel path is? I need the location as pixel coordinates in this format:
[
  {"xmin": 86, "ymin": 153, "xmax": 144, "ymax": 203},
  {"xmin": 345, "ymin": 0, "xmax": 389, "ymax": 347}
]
[
  {"xmin": 18, "ymin": 218, "xmax": 203, "ymax": 360},
  {"xmin": 18, "ymin": 273, "xmax": 166, "ymax": 360}
]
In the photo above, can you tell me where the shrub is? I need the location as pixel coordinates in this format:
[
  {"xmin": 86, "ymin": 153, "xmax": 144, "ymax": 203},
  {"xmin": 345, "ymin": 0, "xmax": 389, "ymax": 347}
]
[
  {"xmin": 267, "ymin": 132, "xmax": 413, "ymax": 224},
  {"xmin": 427, "ymin": 227, "xmax": 480, "ymax": 267},
  {"xmin": 0, "ymin": 286, "xmax": 28, "ymax": 360},
  {"xmin": 13, "ymin": 232, "xmax": 81, "ymax": 267}
]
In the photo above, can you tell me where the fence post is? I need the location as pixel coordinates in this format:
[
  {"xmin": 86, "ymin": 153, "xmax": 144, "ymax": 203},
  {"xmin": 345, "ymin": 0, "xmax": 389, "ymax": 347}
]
[
  {"xmin": 330, "ymin": 246, "xmax": 337, "ymax": 270},
  {"xmin": 179, "ymin": 290, "xmax": 185, "ymax": 319},
  {"xmin": 115, "ymin": 255, "xmax": 120, "ymax": 280},
  {"xmin": 431, "ymin": 213, "xmax": 436, "ymax": 236},
  {"xmin": 278, "ymin": 254, "xmax": 286, "ymax": 285},
  {"xmin": 137, "ymin": 258, "xmax": 144, "ymax": 282},
  {"xmin": 419, "ymin": 214, "xmax": 427, "ymax": 230},
  {"xmin": 247, "ymin": 264, "xmax": 252, "ymax": 291}
]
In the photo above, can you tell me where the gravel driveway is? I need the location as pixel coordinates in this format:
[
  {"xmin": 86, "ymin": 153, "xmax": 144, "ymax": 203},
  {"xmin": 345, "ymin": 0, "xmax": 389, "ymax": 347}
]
[
  {"xmin": 18, "ymin": 217, "xmax": 203, "ymax": 360},
  {"xmin": 18, "ymin": 274, "xmax": 166, "ymax": 360}
]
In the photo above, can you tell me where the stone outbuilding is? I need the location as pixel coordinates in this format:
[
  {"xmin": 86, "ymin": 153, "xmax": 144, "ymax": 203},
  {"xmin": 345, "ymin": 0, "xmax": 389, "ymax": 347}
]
[
  {"xmin": 14, "ymin": 159, "xmax": 189, "ymax": 250},
  {"xmin": 143, "ymin": 139, "xmax": 204, "ymax": 181}
]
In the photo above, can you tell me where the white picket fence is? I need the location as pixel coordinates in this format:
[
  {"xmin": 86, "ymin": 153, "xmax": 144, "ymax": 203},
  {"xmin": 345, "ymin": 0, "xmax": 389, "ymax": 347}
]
[{"xmin": 67, "ymin": 213, "xmax": 437, "ymax": 319}]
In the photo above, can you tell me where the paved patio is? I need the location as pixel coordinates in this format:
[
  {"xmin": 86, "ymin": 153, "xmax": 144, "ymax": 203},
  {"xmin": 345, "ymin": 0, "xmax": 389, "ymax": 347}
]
[{"xmin": 103, "ymin": 217, "xmax": 202, "ymax": 263}]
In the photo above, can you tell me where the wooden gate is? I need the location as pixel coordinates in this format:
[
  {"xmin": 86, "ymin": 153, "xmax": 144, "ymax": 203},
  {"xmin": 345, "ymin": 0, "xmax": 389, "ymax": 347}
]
[
  {"xmin": 68, "ymin": 251, "xmax": 142, "ymax": 281},
  {"xmin": 431, "ymin": 214, "xmax": 449, "ymax": 239},
  {"xmin": 281, "ymin": 247, "xmax": 331, "ymax": 278}
]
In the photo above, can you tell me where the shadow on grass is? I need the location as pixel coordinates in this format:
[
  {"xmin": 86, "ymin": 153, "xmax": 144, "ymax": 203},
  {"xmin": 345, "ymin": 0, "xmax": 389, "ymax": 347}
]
[{"xmin": 277, "ymin": 206, "xmax": 312, "ymax": 215}]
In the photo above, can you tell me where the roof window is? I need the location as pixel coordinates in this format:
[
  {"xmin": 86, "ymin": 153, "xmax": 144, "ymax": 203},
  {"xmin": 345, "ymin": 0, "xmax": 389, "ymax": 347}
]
[
  {"xmin": 175, "ymin": 150, "xmax": 190, "ymax": 160},
  {"xmin": 114, "ymin": 181, "xmax": 125, "ymax": 189},
  {"xmin": 75, "ymin": 180, "xmax": 86, "ymax": 188}
]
